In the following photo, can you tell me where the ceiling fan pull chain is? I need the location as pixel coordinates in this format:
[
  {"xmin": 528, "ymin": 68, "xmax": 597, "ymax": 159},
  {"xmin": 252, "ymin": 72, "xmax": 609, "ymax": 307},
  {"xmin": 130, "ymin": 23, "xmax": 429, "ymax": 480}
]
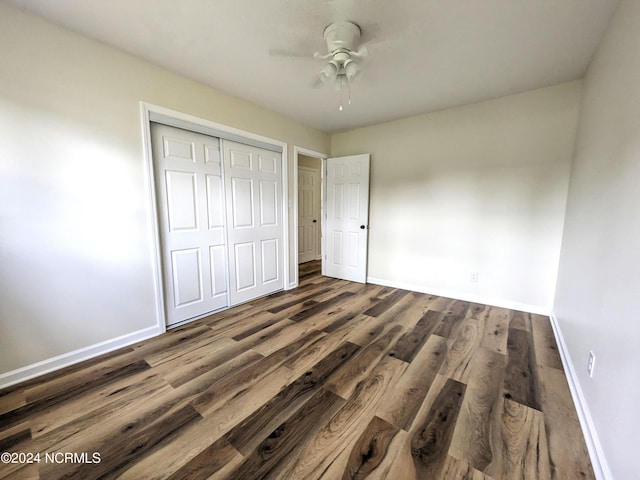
[{"xmin": 339, "ymin": 75, "xmax": 344, "ymax": 111}]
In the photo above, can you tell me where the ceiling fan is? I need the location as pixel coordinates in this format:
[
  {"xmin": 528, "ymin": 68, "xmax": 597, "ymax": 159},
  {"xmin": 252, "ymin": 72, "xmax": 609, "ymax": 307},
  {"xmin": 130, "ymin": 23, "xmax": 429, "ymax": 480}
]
[
  {"xmin": 313, "ymin": 21, "xmax": 368, "ymax": 110},
  {"xmin": 314, "ymin": 21, "xmax": 368, "ymax": 85}
]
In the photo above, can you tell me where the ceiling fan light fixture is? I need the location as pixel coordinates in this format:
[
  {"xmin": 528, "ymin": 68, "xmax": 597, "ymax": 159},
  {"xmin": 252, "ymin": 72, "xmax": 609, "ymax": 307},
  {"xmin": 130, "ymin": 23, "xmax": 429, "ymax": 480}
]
[
  {"xmin": 319, "ymin": 61, "xmax": 338, "ymax": 83},
  {"xmin": 344, "ymin": 59, "xmax": 362, "ymax": 82},
  {"xmin": 315, "ymin": 21, "xmax": 367, "ymax": 111}
]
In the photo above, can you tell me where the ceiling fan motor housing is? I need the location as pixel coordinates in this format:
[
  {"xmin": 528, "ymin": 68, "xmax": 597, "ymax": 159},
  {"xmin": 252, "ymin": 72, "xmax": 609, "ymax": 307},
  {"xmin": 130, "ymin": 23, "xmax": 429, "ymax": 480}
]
[{"xmin": 323, "ymin": 21, "xmax": 361, "ymax": 53}]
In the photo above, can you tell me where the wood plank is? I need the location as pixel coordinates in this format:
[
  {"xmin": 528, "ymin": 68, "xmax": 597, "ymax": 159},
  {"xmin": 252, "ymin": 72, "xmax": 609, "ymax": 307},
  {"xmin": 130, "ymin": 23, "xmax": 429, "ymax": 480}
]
[
  {"xmin": 0, "ymin": 390, "xmax": 25, "ymax": 416},
  {"xmin": 440, "ymin": 455, "xmax": 492, "ymax": 480},
  {"xmin": 377, "ymin": 334, "xmax": 448, "ymax": 431},
  {"xmin": 325, "ymin": 324, "xmax": 405, "ymax": 399},
  {"xmin": 164, "ymin": 436, "xmax": 241, "ymax": 480},
  {"xmin": 289, "ymin": 291, "xmax": 355, "ymax": 322},
  {"xmin": 248, "ymin": 323, "xmax": 325, "ymax": 358},
  {"xmin": 0, "ymin": 426, "xmax": 30, "ymax": 452},
  {"xmin": 408, "ymin": 376, "xmax": 466, "ymax": 478},
  {"xmin": 509, "ymin": 310, "xmax": 533, "ymax": 332},
  {"xmin": 283, "ymin": 320, "xmax": 368, "ymax": 376},
  {"xmin": 29, "ymin": 369, "xmax": 171, "ymax": 441},
  {"xmin": 119, "ymin": 365, "xmax": 299, "ymax": 479},
  {"xmin": 449, "ymin": 348, "xmax": 506, "ymax": 474},
  {"xmin": 41, "ymin": 404, "xmax": 202, "ymax": 479},
  {"xmin": 0, "ymin": 424, "xmax": 32, "ymax": 480},
  {"xmin": 531, "ymin": 314, "xmax": 564, "ymax": 371},
  {"xmin": 341, "ymin": 416, "xmax": 401, "ymax": 479},
  {"xmin": 225, "ymin": 341, "xmax": 361, "ymax": 456},
  {"xmin": 439, "ymin": 315, "xmax": 486, "ymax": 384},
  {"xmin": 266, "ymin": 288, "xmax": 331, "ymax": 313},
  {"xmin": 427, "ymin": 296, "xmax": 469, "ymax": 315},
  {"xmin": 487, "ymin": 398, "xmax": 551, "ymax": 480},
  {"xmin": 190, "ymin": 350, "xmax": 286, "ymax": 416},
  {"xmin": 1, "ymin": 359, "xmax": 151, "ymax": 431},
  {"xmin": 224, "ymin": 388, "xmax": 346, "ymax": 480},
  {"xmin": 538, "ymin": 365, "xmax": 595, "ymax": 480},
  {"xmin": 503, "ymin": 327, "xmax": 541, "ymax": 411},
  {"xmin": 281, "ymin": 356, "xmax": 407, "ymax": 479},
  {"xmin": 160, "ymin": 340, "xmax": 256, "ymax": 388},
  {"xmin": 480, "ymin": 306, "xmax": 512, "ymax": 355},
  {"xmin": 387, "ymin": 307, "xmax": 443, "ymax": 363},
  {"xmin": 363, "ymin": 288, "xmax": 411, "ymax": 317},
  {"xmin": 0, "ymin": 462, "xmax": 38, "ymax": 480},
  {"xmin": 131, "ymin": 324, "xmax": 212, "ymax": 360},
  {"xmin": 433, "ymin": 312, "xmax": 465, "ymax": 338}
]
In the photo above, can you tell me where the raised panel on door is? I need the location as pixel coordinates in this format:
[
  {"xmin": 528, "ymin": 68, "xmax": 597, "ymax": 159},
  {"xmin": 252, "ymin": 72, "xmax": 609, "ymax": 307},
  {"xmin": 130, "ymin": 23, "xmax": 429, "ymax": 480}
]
[
  {"xmin": 325, "ymin": 154, "xmax": 370, "ymax": 283},
  {"xmin": 235, "ymin": 242, "xmax": 256, "ymax": 292},
  {"xmin": 171, "ymin": 248, "xmax": 203, "ymax": 307},
  {"xmin": 231, "ymin": 177, "xmax": 254, "ymax": 228},
  {"xmin": 209, "ymin": 245, "xmax": 227, "ymax": 299},
  {"xmin": 165, "ymin": 171, "xmax": 198, "ymax": 231},
  {"xmin": 151, "ymin": 123, "xmax": 229, "ymax": 327},
  {"xmin": 259, "ymin": 180, "xmax": 278, "ymax": 227},
  {"xmin": 163, "ymin": 136, "xmax": 195, "ymax": 163},
  {"xmin": 223, "ymin": 139, "xmax": 284, "ymax": 305},
  {"xmin": 261, "ymin": 238, "xmax": 279, "ymax": 284}
]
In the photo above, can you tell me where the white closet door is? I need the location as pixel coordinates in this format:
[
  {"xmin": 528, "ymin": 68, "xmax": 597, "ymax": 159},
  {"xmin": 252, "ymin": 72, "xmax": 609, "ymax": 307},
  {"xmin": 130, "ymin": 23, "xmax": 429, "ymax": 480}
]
[
  {"xmin": 151, "ymin": 123, "xmax": 228, "ymax": 326},
  {"xmin": 223, "ymin": 140, "xmax": 284, "ymax": 304},
  {"xmin": 325, "ymin": 154, "xmax": 370, "ymax": 283}
]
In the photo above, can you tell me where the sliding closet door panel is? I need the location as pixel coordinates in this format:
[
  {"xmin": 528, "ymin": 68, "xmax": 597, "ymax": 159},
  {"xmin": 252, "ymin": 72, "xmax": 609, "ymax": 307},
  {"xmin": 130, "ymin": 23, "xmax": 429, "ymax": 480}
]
[
  {"xmin": 151, "ymin": 123, "xmax": 229, "ymax": 326},
  {"xmin": 223, "ymin": 140, "xmax": 284, "ymax": 305}
]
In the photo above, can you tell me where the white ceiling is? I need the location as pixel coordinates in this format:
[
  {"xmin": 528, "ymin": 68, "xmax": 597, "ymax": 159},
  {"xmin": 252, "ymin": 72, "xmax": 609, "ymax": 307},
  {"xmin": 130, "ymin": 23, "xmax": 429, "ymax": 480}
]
[{"xmin": 8, "ymin": 0, "xmax": 618, "ymax": 133}]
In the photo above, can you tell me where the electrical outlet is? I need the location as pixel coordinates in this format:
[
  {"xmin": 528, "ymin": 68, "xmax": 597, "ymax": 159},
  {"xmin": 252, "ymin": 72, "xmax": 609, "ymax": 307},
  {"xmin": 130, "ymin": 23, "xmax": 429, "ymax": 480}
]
[
  {"xmin": 587, "ymin": 351, "xmax": 596, "ymax": 377},
  {"xmin": 470, "ymin": 272, "xmax": 479, "ymax": 283}
]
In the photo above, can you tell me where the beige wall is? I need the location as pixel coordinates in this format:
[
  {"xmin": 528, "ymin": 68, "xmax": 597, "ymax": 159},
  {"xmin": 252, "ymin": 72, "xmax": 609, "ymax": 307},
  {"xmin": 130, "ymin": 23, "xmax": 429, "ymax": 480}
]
[
  {"xmin": 554, "ymin": 0, "xmax": 640, "ymax": 477},
  {"xmin": 0, "ymin": 3, "xmax": 329, "ymax": 378},
  {"xmin": 332, "ymin": 82, "xmax": 581, "ymax": 312}
]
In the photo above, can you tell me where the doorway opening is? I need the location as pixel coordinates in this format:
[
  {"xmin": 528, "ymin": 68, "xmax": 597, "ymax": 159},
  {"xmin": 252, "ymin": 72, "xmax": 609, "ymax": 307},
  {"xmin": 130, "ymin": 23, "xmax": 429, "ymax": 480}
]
[{"xmin": 295, "ymin": 147, "xmax": 326, "ymax": 285}]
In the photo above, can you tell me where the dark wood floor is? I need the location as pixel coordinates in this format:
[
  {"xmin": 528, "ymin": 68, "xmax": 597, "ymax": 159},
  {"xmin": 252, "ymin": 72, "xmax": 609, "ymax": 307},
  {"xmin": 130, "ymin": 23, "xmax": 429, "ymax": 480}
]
[{"xmin": 0, "ymin": 260, "xmax": 593, "ymax": 479}]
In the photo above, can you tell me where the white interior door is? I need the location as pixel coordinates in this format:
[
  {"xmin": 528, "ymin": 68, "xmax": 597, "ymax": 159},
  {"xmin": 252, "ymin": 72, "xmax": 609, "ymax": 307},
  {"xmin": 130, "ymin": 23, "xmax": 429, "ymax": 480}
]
[
  {"xmin": 151, "ymin": 123, "xmax": 228, "ymax": 327},
  {"xmin": 324, "ymin": 154, "xmax": 370, "ymax": 283},
  {"xmin": 298, "ymin": 166, "xmax": 320, "ymax": 264},
  {"xmin": 223, "ymin": 140, "xmax": 284, "ymax": 304}
]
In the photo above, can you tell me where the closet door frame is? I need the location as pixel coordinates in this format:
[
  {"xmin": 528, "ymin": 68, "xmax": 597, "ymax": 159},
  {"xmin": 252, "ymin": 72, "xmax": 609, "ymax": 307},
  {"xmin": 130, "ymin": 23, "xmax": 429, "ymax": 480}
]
[{"xmin": 140, "ymin": 102, "xmax": 289, "ymax": 333}]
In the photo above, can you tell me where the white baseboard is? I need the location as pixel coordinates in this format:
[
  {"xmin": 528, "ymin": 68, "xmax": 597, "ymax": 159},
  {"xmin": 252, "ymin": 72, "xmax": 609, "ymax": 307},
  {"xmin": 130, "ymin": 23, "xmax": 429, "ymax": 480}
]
[
  {"xmin": 0, "ymin": 325, "xmax": 162, "ymax": 389},
  {"xmin": 367, "ymin": 277, "xmax": 550, "ymax": 315},
  {"xmin": 548, "ymin": 314, "xmax": 612, "ymax": 480}
]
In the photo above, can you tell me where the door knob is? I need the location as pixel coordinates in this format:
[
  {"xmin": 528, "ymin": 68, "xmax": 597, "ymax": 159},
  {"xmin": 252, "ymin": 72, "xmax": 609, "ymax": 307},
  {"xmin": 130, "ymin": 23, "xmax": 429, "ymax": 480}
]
[
  {"xmin": 312, "ymin": 219, "xmax": 317, "ymax": 223},
  {"xmin": 360, "ymin": 225, "xmax": 366, "ymax": 230}
]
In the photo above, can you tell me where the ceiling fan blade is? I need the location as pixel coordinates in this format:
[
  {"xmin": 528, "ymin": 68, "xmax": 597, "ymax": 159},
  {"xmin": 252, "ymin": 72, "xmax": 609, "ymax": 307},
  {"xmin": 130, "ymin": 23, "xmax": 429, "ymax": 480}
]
[
  {"xmin": 268, "ymin": 48, "xmax": 312, "ymax": 59},
  {"xmin": 350, "ymin": 45, "xmax": 369, "ymax": 60},
  {"xmin": 313, "ymin": 51, "xmax": 332, "ymax": 60},
  {"xmin": 311, "ymin": 75, "xmax": 324, "ymax": 89}
]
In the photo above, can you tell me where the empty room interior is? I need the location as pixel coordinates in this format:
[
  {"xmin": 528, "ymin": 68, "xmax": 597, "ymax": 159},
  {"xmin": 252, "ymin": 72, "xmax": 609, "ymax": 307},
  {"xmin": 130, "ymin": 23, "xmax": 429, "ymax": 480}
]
[{"xmin": 0, "ymin": 1, "xmax": 638, "ymax": 479}]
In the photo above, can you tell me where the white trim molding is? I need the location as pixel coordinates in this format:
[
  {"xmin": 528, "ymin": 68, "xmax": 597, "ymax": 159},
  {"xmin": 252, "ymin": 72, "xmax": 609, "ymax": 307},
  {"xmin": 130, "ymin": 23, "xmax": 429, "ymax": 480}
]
[
  {"xmin": 548, "ymin": 314, "xmax": 613, "ymax": 480},
  {"xmin": 367, "ymin": 276, "xmax": 551, "ymax": 315},
  {"xmin": 0, "ymin": 325, "xmax": 162, "ymax": 390}
]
